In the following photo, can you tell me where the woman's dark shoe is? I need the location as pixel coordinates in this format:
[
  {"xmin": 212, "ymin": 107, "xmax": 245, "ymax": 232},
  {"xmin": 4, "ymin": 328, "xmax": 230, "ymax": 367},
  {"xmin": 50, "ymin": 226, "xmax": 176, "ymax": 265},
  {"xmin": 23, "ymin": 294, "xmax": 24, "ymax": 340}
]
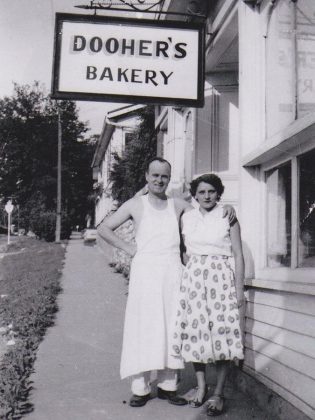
[
  {"xmin": 157, "ymin": 387, "xmax": 188, "ymax": 406},
  {"xmin": 189, "ymin": 386, "xmax": 208, "ymax": 408},
  {"xmin": 129, "ymin": 393, "xmax": 150, "ymax": 407},
  {"xmin": 206, "ymin": 394, "xmax": 225, "ymax": 416}
]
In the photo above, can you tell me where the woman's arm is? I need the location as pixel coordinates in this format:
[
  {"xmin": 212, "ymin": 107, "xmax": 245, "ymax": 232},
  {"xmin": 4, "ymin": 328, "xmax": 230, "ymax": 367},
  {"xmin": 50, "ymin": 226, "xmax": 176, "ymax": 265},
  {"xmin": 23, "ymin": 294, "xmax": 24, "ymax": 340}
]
[
  {"xmin": 181, "ymin": 235, "xmax": 189, "ymax": 265},
  {"xmin": 230, "ymin": 221, "xmax": 245, "ymax": 305},
  {"xmin": 230, "ymin": 220, "xmax": 246, "ymax": 342},
  {"xmin": 179, "ymin": 215, "xmax": 189, "ymax": 265}
]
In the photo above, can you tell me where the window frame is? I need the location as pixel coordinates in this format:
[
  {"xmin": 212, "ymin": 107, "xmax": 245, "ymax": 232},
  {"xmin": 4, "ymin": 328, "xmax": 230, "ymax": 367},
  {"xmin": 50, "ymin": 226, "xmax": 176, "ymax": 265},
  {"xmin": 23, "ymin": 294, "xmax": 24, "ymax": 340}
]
[
  {"xmin": 256, "ymin": 137, "xmax": 315, "ymax": 287},
  {"xmin": 264, "ymin": 160, "xmax": 292, "ymax": 269},
  {"xmin": 243, "ymin": 0, "xmax": 315, "ymax": 294}
]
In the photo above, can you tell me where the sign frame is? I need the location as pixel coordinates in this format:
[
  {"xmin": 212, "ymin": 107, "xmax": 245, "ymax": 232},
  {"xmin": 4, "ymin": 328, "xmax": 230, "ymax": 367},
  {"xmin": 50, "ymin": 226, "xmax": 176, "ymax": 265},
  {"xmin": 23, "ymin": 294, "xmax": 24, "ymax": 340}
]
[{"xmin": 51, "ymin": 13, "xmax": 205, "ymax": 107}]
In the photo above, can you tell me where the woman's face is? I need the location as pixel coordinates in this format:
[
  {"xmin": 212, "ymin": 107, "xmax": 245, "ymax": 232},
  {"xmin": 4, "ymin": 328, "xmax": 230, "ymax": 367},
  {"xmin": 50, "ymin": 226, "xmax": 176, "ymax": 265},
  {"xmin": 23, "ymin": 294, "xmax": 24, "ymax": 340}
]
[{"xmin": 195, "ymin": 181, "xmax": 219, "ymax": 211}]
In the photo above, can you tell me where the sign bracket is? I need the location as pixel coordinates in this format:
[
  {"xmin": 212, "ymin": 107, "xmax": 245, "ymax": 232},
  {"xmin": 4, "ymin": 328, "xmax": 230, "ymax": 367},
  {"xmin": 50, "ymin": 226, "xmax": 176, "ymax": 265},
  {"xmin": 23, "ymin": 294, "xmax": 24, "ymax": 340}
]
[{"xmin": 75, "ymin": 1, "xmax": 206, "ymax": 20}]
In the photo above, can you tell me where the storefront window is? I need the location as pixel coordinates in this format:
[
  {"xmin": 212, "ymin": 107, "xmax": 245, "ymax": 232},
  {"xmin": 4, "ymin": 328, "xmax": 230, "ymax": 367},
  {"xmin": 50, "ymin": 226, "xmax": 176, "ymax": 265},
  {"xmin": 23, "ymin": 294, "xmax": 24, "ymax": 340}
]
[
  {"xmin": 297, "ymin": 0, "xmax": 315, "ymax": 118},
  {"xmin": 266, "ymin": 0, "xmax": 315, "ymax": 137},
  {"xmin": 265, "ymin": 148, "xmax": 315, "ymax": 269},
  {"xmin": 266, "ymin": 0, "xmax": 295, "ymax": 138},
  {"xmin": 299, "ymin": 149, "xmax": 315, "ymax": 267},
  {"xmin": 266, "ymin": 163, "xmax": 291, "ymax": 267}
]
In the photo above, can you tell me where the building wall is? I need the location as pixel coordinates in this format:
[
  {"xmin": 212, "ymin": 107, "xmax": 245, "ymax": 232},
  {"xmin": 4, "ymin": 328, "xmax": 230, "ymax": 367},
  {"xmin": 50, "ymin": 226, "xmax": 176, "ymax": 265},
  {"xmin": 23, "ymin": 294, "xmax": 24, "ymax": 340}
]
[
  {"xmin": 239, "ymin": 1, "xmax": 315, "ymax": 418},
  {"xmin": 93, "ymin": 112, "xmax": 141, "ymax": 227},
  {"xmin": 159, "ymin": 75, "xmax": 240, "ymax": 207},
  {"xmin": 94, "ymin": 129, "xmax": 124, "ymax": 226},
  {"xmin": 155, "ymin": 90, "xmax": 240, "ymax": 205},
  {"xmin": 94, "ymin": 155, "xmax": 114, "ymax": 227},
  {"xmin": 195, "ymin": 75, "xmax": 240, "ymax": 209},
  {"xmin": 245, "ymin": 287, "xmax": 315, "ymax": 419},
  {"xmin": 155, "ymin": 0, "xmax": 315, "ymax": 417}
]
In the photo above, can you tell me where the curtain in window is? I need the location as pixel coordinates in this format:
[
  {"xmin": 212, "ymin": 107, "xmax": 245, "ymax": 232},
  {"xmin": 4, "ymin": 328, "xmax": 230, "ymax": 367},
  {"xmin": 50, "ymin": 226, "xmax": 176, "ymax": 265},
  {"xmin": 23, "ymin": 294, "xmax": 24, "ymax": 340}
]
[{"xmin": 267, "ymin": 169, "xmax": 288, "ymax": 266}]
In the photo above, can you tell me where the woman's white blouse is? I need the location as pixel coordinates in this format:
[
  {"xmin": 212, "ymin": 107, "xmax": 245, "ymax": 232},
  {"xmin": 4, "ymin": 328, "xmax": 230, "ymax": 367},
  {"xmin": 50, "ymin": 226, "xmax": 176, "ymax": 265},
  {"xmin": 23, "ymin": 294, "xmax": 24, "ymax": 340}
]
[{"xmin": 182, "ymin": 205, "xmax": 232, "ymax": 257}]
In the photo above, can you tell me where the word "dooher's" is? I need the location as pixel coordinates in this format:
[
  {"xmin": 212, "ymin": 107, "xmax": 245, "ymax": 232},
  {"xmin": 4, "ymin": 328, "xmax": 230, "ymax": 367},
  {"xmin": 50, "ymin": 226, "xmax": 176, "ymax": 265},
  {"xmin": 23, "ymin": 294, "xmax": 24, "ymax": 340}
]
[{"xmin": 73, "ymin": 36, "xmax": 187, "ymax": 59}]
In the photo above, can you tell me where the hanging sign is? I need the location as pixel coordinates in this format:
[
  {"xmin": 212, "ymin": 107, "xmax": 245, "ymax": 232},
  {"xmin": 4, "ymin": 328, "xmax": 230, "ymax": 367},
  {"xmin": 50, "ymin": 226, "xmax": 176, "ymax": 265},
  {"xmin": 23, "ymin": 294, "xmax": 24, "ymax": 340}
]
[{"xmin": 51, "ymin": 13, "xmax": 205, "ymax": 107}]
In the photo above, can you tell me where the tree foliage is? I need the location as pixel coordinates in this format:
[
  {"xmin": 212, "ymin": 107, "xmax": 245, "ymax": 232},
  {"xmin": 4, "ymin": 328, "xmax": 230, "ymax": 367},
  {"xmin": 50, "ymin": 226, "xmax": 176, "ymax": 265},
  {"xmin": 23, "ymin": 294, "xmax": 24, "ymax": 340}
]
[
  {"xmin": 0, "ymin": 82, "xmax": 94, "ymax": 239},
  {"xmin": 109, "ymin": 106, "xmax": 157, "ymax": 206}
]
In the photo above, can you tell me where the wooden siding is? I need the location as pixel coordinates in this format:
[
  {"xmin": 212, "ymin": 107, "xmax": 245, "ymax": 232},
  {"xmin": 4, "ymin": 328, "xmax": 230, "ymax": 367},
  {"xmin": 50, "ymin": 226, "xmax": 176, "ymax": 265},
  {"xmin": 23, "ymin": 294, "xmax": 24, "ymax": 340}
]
[{"xmin": 245, "ymin": 288, "xmax": 315, "ymax": 419}]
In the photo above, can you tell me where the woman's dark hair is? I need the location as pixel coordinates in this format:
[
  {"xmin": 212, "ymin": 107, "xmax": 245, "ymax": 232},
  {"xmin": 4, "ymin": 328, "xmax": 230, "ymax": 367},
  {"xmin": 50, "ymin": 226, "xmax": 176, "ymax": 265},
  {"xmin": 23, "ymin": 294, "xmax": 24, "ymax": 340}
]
[{"xmin": 190, "ymin": 173, "xmax": 225, "ymax": 198}]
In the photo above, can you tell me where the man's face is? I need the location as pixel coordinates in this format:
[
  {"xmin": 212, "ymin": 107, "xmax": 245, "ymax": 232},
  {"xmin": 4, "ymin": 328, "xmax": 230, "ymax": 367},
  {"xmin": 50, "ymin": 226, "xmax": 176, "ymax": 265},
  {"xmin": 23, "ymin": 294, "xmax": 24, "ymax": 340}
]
[{"xmin": 145, "ymin": 161, "xmax": 171, "ymax": 195}]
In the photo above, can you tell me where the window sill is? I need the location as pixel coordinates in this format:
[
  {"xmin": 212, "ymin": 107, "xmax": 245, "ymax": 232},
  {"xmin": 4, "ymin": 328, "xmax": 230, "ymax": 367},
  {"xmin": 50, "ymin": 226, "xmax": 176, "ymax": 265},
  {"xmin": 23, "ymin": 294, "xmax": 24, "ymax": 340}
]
[{"xmin": 245, "ymin": 270, "xmax": 315, "ymax": 296}]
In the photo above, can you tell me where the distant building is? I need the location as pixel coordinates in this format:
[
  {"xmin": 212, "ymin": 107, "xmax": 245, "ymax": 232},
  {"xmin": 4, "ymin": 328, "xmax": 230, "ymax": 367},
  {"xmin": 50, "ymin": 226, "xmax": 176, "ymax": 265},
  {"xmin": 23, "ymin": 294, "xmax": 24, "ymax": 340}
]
[{"xmin": 91, "ymin": 104, "xmax": 144, "ymax": 227}]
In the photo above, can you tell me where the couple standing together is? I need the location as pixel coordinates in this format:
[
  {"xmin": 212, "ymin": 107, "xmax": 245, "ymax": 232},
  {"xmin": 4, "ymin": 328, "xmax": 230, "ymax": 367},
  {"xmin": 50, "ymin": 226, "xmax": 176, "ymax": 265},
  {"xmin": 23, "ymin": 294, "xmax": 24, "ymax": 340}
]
[{"xmin": 99, "ymin": 157, "xmax": 245, "ymax": 416}]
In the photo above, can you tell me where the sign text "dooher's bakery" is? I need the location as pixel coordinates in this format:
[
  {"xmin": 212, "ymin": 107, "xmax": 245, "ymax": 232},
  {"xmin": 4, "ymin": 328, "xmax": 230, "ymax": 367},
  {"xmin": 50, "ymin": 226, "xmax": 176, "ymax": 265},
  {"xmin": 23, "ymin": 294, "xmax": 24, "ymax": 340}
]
[
  {"xmin": 52, "ymin": 14, "xmax": 204, "ymax": 106},
  {"xmin": 74, "ymin": 35, "xmax": 187, "ymax": 86}
]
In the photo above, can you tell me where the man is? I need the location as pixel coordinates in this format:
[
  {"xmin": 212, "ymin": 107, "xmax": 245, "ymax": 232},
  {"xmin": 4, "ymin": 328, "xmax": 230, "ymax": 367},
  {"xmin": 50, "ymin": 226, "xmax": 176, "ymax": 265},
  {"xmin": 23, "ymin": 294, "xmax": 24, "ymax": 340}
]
[{"xmin": 98, "ymin": 157, "xmax": 234, "ymax": 407}]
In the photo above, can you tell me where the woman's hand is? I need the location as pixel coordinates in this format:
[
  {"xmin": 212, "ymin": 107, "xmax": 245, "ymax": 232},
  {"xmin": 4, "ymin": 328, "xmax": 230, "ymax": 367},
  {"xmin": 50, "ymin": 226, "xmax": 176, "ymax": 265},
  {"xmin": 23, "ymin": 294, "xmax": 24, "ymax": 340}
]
[
  {"xmin": 182, "ymin": 252, "xmax": 189, "ymax": 266},
  {"xmin": 237, "ymin": 297, "xmax": 246, "ymax": 345}
]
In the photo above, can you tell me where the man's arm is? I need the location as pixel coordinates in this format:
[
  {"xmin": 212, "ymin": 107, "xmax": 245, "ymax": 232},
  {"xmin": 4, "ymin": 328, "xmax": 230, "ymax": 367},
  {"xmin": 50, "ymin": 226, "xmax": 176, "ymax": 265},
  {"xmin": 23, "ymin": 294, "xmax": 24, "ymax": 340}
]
[
  {"xmin": 98, "ymin": 199, "xmax": 137, "ymax": 256},
  {"xmin": 222, "ymin": 204, "xmax": 236, "ymax": 223},
  {"xmin": 174, "ymin": 197, "xmax": 236, "ymax": 223},
  {"xmin": 173, "ymin": 198, "xmax": 193, "ymax": 220}
]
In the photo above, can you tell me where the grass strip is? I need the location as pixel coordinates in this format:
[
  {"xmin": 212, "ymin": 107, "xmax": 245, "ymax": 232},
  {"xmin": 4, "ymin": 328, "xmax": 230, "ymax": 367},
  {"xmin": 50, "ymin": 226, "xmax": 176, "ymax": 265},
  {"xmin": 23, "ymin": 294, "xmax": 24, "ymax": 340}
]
[{"xmin": 0, "ymin": 237, "xmax": 66, "ymax": 418}]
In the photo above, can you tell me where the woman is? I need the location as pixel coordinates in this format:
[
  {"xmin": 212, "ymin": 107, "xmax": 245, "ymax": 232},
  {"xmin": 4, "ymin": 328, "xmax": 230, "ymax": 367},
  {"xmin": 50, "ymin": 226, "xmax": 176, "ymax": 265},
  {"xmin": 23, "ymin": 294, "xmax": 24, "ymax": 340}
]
[{"xmin": 171, "ymin": 174, "xmax": 245, "ymax": 416}]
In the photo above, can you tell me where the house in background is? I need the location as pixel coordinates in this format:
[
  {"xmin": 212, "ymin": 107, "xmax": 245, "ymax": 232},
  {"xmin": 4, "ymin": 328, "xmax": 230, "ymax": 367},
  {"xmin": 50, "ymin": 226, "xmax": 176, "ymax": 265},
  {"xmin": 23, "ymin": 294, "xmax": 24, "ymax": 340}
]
[
  {"xmin": 155, "ymin": 1, "xmax": 315, "ymax": 419},
  {"xmin": 91, "ymin": 104, "xmax": 144, "ymax": 227}
]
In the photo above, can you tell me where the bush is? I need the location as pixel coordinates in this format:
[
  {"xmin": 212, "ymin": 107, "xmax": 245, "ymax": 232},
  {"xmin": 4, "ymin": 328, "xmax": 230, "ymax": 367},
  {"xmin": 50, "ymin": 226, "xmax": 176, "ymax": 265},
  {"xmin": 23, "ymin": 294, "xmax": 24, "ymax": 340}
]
[
  {"xmin": 29, "ymin": 211, "xmax": 55, "ymax": 241},
  {"xmin": 29, "ymin": 211, "xmax": 72, "ymax": 242},
  {"xmin": 109, "ymin": 106, "xmax": 157, "ymax": 206}
]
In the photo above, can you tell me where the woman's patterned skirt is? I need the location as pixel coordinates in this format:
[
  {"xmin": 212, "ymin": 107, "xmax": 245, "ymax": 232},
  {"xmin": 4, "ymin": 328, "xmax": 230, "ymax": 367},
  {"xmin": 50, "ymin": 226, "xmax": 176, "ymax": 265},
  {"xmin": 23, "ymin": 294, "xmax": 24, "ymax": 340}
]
[{"xmin": 170, "ymin": 254, "xmax": 244, "ymax": 364}]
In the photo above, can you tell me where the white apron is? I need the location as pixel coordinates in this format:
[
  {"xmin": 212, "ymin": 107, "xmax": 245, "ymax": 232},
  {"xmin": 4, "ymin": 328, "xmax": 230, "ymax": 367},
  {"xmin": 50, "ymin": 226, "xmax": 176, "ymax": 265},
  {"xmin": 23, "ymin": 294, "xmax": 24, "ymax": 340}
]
[{"xmin": 120, "ymin": 195, "xmax": 184, "ymax": 379}]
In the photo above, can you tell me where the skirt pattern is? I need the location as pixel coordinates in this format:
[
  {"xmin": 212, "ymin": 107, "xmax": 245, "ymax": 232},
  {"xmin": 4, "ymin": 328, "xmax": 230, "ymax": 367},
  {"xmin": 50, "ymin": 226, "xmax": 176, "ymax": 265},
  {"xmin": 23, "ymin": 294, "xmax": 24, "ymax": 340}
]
[{"xmin": 170, "ymin": 255, "xmax": 244, "ymax": 364}]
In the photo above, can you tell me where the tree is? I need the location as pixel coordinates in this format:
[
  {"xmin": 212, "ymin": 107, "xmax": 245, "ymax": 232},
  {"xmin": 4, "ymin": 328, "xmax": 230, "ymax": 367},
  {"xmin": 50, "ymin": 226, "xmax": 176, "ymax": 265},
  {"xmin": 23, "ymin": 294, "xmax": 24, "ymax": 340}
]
[
  {"xmin": 0, "ymin": 82, "xmax": 94, "ymax": 239},
  {"xmin": 109, "ymin": 106, "xmax": 157, "ymax": 206}
]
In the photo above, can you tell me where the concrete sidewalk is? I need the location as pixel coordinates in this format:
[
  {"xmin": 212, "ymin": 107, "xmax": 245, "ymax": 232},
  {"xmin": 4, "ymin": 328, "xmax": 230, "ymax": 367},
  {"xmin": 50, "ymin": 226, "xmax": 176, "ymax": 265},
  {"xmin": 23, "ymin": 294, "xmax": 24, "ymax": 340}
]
[{"xmin": 26, "ymin": 235, "xmax": 271, "ymax": 420}]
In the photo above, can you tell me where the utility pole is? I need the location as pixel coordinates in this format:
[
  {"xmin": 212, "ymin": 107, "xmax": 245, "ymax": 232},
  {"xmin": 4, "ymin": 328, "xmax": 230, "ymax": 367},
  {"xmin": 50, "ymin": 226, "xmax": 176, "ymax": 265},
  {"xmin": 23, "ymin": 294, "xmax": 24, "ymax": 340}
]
[{"xmin": 55, "ymin": 103, "xmax": 62, "ymax": 243}]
